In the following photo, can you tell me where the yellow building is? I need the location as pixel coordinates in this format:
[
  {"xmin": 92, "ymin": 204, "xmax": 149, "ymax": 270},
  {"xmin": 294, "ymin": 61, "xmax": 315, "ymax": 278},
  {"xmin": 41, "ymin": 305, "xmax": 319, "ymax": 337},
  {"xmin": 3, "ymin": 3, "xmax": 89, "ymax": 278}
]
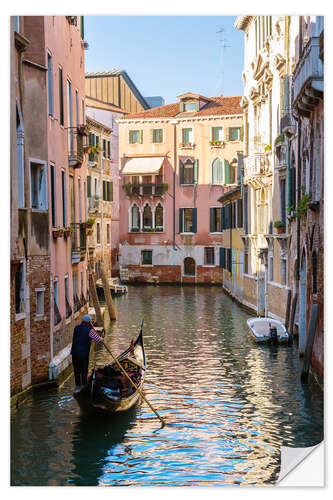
[{"xmin": 218, "ymin": 186, "xmax": 244, "ymax": 302}]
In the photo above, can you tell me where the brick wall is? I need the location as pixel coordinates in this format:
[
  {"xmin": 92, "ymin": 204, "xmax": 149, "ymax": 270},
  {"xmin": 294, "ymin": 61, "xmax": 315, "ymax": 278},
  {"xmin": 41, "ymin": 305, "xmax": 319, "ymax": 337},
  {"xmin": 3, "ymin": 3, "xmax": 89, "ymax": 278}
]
[
  {"xmin": 242, "ymin": 275, "xmax": 257, "ymax": 308},
  {"xmin": 267, "ymin": 283, "xmax": 289, "ymax": 320},
  {"xmin": 122, "ymin": 265, "xmax": 222, "ymax": 284}
]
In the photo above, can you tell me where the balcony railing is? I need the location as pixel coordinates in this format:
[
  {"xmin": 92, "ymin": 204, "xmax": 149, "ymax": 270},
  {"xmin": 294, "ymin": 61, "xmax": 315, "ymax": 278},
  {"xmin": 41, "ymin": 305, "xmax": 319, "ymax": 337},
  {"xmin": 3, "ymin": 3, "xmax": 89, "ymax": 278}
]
[
  {"xmin": 292, "ymin": 37, "xmax": 323, "ymax": 111},
  {"xmin": 68, "ymin": 133, "xmax": 85, "ymax": 168},
  {"xmin": 280, "ymin": 112, "xmax": 297, "ymax": 136},
  {"xmin": 123, "ymin": 183, "xmax": 168, "ymax": 197},
  {"xmin": 71, "ymin": 222, "xmax": 87, "ymax": 264}
]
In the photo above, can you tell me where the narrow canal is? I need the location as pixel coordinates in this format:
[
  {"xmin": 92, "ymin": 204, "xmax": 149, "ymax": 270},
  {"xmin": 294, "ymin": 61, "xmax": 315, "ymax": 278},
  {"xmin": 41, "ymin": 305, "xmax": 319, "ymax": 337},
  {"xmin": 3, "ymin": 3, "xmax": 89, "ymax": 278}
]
[{"xmin": 11, "ymin": 285, "xmax": 323, "ymax": 486}]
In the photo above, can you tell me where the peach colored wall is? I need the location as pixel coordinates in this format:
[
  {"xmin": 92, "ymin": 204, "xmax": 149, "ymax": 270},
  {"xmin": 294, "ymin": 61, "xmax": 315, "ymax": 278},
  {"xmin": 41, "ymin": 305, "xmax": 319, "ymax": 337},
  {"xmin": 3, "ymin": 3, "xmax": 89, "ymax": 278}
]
[{"xmin": 119, "ymin": 115, "xmax": 243, "ymax": 249}]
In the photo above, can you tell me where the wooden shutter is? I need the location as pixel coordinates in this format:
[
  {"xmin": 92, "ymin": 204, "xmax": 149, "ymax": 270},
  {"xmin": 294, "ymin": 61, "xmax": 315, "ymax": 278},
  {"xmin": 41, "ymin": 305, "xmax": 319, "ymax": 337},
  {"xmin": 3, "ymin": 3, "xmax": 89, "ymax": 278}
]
[
  {"xmin": 110, "ymin": 181, "xmax": 113, "ymax": 201},
  {"xmin": 224, "ymin": 160, "xmax": 230, "ymax": 185},
  {"xmin": 103, "ymin": 180, "xmax": 106, "ymax": 201},
  {"xmin": 87, "ymin": 175, "xmax": 91, "ymax": 197},
  {"xmin": 240, "ymin": 127, "xmax": 244, "ymax": 141},
  {"xmin": 179, "ymin": 208, "xmax": 183, "ymax": 233},
  {"xmin": 210, "ymin": 207, "xmax": 215, "ymax": 233},
  {"xmin": 129, "ymin": 130, "xmax": 132, "ymax": 144},
  {"xmin": 225, "ymin": 204, "xmax": 230, "ymax": 229},
  {"xmin": 219, "ymin": 247, "xmax": 226, "ymax": 269},
  {"xmin": 180, "ymin": 102, "xmax": 185, "ymax": 112},
  {"xmin": 227, "ymin": 128, "xmax": 231, "ymax": 141},
  {"xmin": 195, "ymin": 101, "xmax": 200, "ymax": 111},
  {"xmin": 193, "ymin": 160, "xmax": 198, "ymax": 184},
  {"xmin": 227, "ymin": 249, "xmax": 232, "ymax": 272},
  {"xmin": 139, "ymin": 130, "xmax": 143, "ymax": 143},
  {"xmin": 180, "ymin": 160, "xmax": 185, "ymax": 185},
  {"xmin": 192, "ymin": 208, "xmax": 197, "ymax": 233},
  {"xmin": 237, "ymin": 199, "xmax": 243, "ymax": 228},
  {"xmin": 221, "ymin": 206, "xmax": 225, "ymax": 231}
]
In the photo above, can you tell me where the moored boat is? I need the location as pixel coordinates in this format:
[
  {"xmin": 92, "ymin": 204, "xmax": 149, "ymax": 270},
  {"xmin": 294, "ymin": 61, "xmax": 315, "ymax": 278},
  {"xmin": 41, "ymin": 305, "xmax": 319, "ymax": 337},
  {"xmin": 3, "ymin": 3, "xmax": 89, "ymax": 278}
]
[
  {"xmin": 96, "ymin": 277, "xmax": 128, "ymax": 296},
  {"xmin": 73, "ymin": 328, "xmax": 146, "ymax": 415},
  {"xmin": 247, "ymin": 317, "xmax": 291, "ymax": 344}
]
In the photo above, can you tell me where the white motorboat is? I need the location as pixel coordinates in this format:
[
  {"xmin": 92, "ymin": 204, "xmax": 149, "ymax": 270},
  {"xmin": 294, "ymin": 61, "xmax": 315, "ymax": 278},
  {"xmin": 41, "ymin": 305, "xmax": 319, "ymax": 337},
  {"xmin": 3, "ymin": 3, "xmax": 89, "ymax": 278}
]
[
  {"xmin": 247, "ymin": 317, "xmax": 291, "ymax": 344},
  {"xmin": 96, "ymin": 277, "xmax": 128, "ymax": 295}
]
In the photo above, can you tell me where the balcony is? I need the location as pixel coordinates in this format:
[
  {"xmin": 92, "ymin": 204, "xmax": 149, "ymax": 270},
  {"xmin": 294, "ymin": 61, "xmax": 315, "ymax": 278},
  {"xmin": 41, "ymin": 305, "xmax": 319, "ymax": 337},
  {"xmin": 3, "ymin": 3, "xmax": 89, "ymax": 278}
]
[
  {"xmin": 123, "ymin": 182, "xmax": 168, "ymax": 197},
  {"xmin": 68, "ymin": 132, "xmax": 85, "ymax": 168},
  {"xmin": 88, "ymin": 152, "xmax": 98, "ymax": 166},
  {"xmin": 71, "ymin": 223, "xmax": 87, "ymax": 264},
  {"xmin": 88, "ymin": 195, "xmax": 99, "ymax": 213},
  {"xmin": 244, "ymin": 152, "xmax": 272, "ymax": 188},
  {"xmin": 292, "ymin": 37, "xmax": 323, "ymax": 116},
  {"xmin": 280, "ymin": 112, "xmax": 297, "ymax": 137}
]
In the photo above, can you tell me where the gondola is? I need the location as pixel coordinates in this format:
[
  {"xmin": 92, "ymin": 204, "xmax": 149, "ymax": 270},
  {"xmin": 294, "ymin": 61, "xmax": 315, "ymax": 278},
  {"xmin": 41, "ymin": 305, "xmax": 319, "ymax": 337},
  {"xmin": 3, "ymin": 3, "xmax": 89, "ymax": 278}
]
[{"xmin": 73, "ymin": 328, "xmax": 146, "ymax": 415}]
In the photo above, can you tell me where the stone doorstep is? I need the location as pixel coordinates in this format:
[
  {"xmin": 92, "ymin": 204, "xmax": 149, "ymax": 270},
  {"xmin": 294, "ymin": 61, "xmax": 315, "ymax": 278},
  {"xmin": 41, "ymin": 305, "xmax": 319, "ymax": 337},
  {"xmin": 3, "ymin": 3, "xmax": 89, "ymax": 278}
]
[{"xmin": 49, "ymin": 343, "xmax": 72, "ymax": 380}]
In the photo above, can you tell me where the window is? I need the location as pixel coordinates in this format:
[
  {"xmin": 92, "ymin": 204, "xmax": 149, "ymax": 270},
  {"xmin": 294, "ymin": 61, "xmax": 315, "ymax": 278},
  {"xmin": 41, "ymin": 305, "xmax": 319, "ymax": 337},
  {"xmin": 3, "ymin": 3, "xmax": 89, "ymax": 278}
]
[
  {"xmin": 269, "ymin": 256, "xmax": 274, "ymax": 282},
  {"xmin": 212, "ymin": 158, "xmax": 223, "ymax": 185},
  {"xmin": 179, "ymin": 208, "xmax": 197, "ymax": 233},
  {"xmin": 141, "ymin": 250, "xmax": 152, "ymax": 265},
  {"xmin": 96, "ymin": 222, "xmax": 100, "ymax": 244},
  {"xmin": 62, "ymin": 170, "xmax": 67, "ymax": 226},
  {"xmin": 103, "ymin": 139, "xmax": 107, "ymax": 157},
  {"xmin": 229, "ymin": 159, "xmax": 237, "ymax": 184},
  {"xmin": 67, "ymin": 80, "xmax": 73, "ymax": 152},
  {"xmin": 281, "ymin": 259, "xmax": 287, "ymax": 286},
  {"xmin": 155, "ymin": 203, "xmax": 164, "ymax": 230},
  {"xmin": 312, "ymin": 252, "xmax": 317, "ymax": 294},
  {"xmin": 59, "ymin": 68, "xmax": 64, "ymax": 126},
  {"xmin": 237, "ymin": 199, "xmax": 243, "ymax": 228},
  {"xmin": 182, "ymin": 128, "xmax": 193, "ymax": 145},
  {"xmin": 204, "ymin": 247, "xmax": 215, "ymax": 265},
  {"xmin": 184, "ymin": 102, "xmax": 198, "ymax": 112},
  {"xmin": 184, "ymin": 257, "xmax": 195, "ymax": 276},
  {"xmin": 36, "ymin": 289, "xmax": 45, "ymax": 316},
  {"xmin": 47, "ymin": 53, "xmax": 53, "ymax": 116},
  {"xmin": 107, "ymin": 223, "xmax": 111, "ymax": 244},
  {"xmin": 65, "ymin": 276, "xmax": 72, "ymax": 318},
  {"xmin": 143, "ymin": 204, "xmax": 152, "ymax": 229},
  {"xmin": 15, "ymin": 263, "xmax": 25, "ymax": 314},
  {"xmin": 244, "ymin": 187, "xmax": 249, "ymax": 234},
  {"xmin": 180, "ymin": 159, "xmax": 198, "ymax": 185},
  {"xmin": 107, "ymin": 140, "xmax": 111, "ymax": 159},
  {"xmin": 54, "ymin": 280, "xmax": 61, "ymax": 325},
  {"xmin": 244, "ymin": 250, "xmax": 249, "ymax": 274},
  {"xmin": 78, "ymin": 178, "xmax": 82, "ymax": 222},
  {"xmin": 280, "ymin": 178, "xmax": 286, "ymax": 226},
  {"xmin": 30, "ymin": 162, "xmax": 47, "ymax": 210},
  {"xmin": 229, "ymin": 127, "xmax": 242, "ymax": 141},
  {"xmin": 50, "ymin": 164, "xmax": 56, "ymax": 226},
  {"xmin": 226, "ymin": 248, "xmax": 232, "ymax": 272},
  {"xmin": 210, "ymin": 207, "xmax": 223, "ymax": 233},
  {"xmin": 152, "ymin": 129, "xmax": 163, "ymax": 143},
  {"xmin": 131, "ymin": 204, "xmax": 139, "ymax": 231},
  {"xmin": 75, "ymin": 89, "xmax": 79, "ymax": 128},
  {"xmin": 212, "ymin": 127, "xmax": 223, "ymax": 142},
  {"xmin": 103, "ymin": 181, "xmax": 112, "ymax": 201},
  {"xmin": 129, "ymin": 130, "xmax": 142, "ymax": 144},
  {"xmin": 219, "ymin": 248, "xmax": 226, "ymax": 269}
]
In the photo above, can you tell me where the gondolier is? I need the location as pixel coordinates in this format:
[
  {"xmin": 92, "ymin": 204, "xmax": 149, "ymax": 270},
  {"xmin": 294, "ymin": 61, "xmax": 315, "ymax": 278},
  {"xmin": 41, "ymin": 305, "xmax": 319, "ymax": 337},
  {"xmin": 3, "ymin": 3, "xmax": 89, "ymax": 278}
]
[{"xmin": 71, "ymin": 314, "xmax": 104, "ymax": 392}]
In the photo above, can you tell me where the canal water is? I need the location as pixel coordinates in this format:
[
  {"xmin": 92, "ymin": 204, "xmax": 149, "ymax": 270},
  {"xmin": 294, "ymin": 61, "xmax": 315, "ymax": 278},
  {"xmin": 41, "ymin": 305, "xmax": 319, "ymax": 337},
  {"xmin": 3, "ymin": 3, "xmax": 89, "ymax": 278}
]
[{"xmin": 11, "ymin": 285, "xmax": 323, "ymax": 486}]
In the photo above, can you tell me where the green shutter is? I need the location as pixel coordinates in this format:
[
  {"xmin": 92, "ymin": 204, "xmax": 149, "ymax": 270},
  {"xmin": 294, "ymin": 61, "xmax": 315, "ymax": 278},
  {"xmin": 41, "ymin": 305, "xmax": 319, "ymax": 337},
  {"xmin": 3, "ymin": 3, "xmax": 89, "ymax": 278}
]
[
  {"xmin": 180, "ymin": 160, "xmax": 185, "ymax": 185},
  {"xmin": 195, "ymin": 101, "xmax": 200, "ymax": 111},
  {"xmin": 219, "ymin": 247, "xmax": 226, "ymax": 269},
  {"xmin": 224, "ymin": 160, "xmax": 230, "ymax": 185},
  {"xmin": 193, "ymin": 160, "xmax": 198, "ymax": 184},
  {"xmin": 180, "ymin": 102, "xmax": 185, "ymax": 112},
  {"xmin": 240, "ymin": 127, "xmax": 244, "ymax": 141},
  {"xmin": 103, "ymin": 181, "xmax": 106, "ymax": 201},
  {"xmin": 140, "ymin": 130, "xmax": 143, "ymax": 143},
  {"xmin": 129, "ymin": 130, "xmax": 132, "ymax": 144},
  {"xmin": 219, "ymin": 207, "xmax": 223, "ymax": 232},
  {"xmin": 192, "ymin": 208, "xmax": 197, "ymax": 233},
  {"xmin": 179, "ymin": 208, "xmax": 183, "ymax": 233},
  {"xmin": 210, "ymin": 208, "xmax": 215, "ymax": 233},
  {"xmin": 221, "ymin": 206, "xmax": 225, "ymax": 230},
  {"xmin": 80, "ymin": 16, "xmax": 84, "ymax": 40},
  {"xmin": 87, "ymin": 175, "xmax": 91, "ymax": 197}
]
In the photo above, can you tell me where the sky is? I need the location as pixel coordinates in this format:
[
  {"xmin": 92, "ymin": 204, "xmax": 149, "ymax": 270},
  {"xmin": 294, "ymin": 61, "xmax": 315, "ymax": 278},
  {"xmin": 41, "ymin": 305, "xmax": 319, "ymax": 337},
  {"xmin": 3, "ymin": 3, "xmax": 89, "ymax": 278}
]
[{"xmin": 84, "ymin": 16, "xmax": 244, "ymax": 104}]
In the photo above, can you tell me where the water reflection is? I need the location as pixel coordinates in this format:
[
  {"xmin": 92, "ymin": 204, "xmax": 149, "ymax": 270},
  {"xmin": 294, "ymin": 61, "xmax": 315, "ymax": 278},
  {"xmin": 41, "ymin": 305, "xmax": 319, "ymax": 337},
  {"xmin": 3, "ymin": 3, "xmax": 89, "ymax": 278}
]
[{"xmin": 11, "ymin": 285, "xmax": 323, "ymax": 486}]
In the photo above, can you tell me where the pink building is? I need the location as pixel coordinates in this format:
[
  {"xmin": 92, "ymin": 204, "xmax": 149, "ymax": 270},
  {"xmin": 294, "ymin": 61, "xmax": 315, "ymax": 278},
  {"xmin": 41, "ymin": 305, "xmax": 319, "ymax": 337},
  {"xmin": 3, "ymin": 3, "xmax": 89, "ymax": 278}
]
[
  {"xmin": 118, "ymin": 93, "xmax": 243, "ymax": 283},
  {"xmin": 24, "ymin": 16, "xmax": 89, "ymax": 383}
]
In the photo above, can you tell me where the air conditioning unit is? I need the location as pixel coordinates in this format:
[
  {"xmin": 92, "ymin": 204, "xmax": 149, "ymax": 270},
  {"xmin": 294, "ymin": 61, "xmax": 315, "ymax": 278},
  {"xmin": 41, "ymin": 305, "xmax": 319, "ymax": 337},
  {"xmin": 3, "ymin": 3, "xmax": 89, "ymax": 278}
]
[{"xmin": 81, "ymin": 40, "xmax": 89, "ymax": 49}]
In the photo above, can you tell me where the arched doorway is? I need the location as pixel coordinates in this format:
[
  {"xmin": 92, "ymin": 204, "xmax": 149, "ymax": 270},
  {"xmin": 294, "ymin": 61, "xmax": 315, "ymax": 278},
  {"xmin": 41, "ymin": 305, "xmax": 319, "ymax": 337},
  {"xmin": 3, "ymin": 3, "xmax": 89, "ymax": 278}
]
[
  {"xmin": 184, "ymin": 257, "xmax": 196, "ymax": 276},
  {"xmin": 299, "ymin": 249, "xmax": 307, "ymax": 354}
]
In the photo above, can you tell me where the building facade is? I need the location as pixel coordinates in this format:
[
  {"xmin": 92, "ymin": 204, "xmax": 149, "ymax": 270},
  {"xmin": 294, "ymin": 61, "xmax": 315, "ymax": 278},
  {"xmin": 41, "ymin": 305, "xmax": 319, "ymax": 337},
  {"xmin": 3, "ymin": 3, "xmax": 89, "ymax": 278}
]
[
  {"xmin": 86, "ymin": 116, "xmax": 113, "ymax": 280},
  {"xmin": 85, "ymin": 96, "xmax": 125, "ymax": 275},
  {"xmin": 118, "ymin": 93, "xmax": 243, "ymax": 283},
  {"xmin": 235, "ymin": 16, "xmax": 293, "ymax": 320},
  {"xmin": 11, "ymin": 16, "xmax": 90, "ymax": 399}
]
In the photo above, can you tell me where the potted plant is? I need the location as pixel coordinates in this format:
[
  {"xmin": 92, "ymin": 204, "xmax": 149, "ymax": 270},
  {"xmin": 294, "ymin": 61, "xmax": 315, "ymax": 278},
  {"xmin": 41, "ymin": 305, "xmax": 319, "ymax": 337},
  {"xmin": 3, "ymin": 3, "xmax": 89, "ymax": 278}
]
[
  {"xmin": 122, "ymin": 182, "xmax": 132, "ymax": 195},
  {"xmin": 52, "ymin": 227, "xmax": 64, "ymax": 239},
  {"xmin": 264, "ymin": 143, "xmax": 272, "ymax": 154},
  {"xmin": 86, "ymin": 218, "xmax": 96, "ymax": 228},
  {"xmin": 78, "ymin": 123, "xmax": 91, "ymax": 136},
  {"xmin": 274, "ymin": 220, "xmax": 285, "ymax": 234}
]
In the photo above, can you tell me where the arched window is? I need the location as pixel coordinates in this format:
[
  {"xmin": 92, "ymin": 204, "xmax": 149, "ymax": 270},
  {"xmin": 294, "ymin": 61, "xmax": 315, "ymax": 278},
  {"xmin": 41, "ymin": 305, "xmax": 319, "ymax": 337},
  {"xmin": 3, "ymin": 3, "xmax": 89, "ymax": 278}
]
[
  {"xmin": 312, "ymin": 251, "xmax": 318, "ymax": 294},
  {"xmin": 212, "ymin": 158, "xmax": 223, "ymax": 185},
  {"xmin": 131, "ymin": 204, "xmax": 139, "ymax": 231},
  {"xmin": 184, "ymin": 257, "xmax": 196, "ymax": 276},
  {"xmin": 155, "ymin": 203, "xmax": 163, "ymax": 230},
  {"xmin": 143, "ymin": 204, "xmax": 152, "ymax": 230}
]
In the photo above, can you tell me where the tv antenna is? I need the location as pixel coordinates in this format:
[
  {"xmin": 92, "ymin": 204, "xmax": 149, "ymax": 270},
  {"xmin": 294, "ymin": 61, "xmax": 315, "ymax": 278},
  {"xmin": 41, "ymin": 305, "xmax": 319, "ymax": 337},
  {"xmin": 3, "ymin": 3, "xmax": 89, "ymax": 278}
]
[{"xmin": 217, "ymin": 28, "xmax": 231, "ymax": 96}]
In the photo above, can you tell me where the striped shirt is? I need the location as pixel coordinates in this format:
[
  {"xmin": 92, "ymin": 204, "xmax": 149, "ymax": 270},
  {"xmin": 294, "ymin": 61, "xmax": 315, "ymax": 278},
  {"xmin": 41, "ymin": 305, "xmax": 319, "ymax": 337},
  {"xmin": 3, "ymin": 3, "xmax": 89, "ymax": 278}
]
[{"xmin": 89, "ymin": 328, "xmax": 104, "ymax": 343}]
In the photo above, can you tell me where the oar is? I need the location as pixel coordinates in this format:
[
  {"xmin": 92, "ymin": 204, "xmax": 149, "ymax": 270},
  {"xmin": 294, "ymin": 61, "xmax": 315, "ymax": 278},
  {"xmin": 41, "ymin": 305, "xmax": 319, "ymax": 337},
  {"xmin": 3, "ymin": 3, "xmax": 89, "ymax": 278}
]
[{"xmin": 102, "ymin": 341, "xmax": 166, "ymax": 427}]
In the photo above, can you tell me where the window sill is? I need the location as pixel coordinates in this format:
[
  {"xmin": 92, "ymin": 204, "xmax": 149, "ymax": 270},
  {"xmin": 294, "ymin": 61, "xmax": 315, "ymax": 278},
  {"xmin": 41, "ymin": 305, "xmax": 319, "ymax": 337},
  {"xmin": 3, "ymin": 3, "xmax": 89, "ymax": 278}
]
[
  {"xmin": 180, "ymin": 232, "xmax": 195, "ymax": 235},
  {"xmin": 32, "ymin": 208, "xmax": 48, "ymax": 212},
  {"xmin": 15, "ymin": 312, "xmax": 26, "ymax": 323},
  {"xmin": 203, "ymin": 264, "xmax": 216, "ymax": 268},
  {"xmin": 141, "ymin": 264, "xmax": 153, "ymax": 267},
  {"xmin": 181, "ymin": 184, "xmax": 196, "ymax": 187},
  {"xmin": 243, "ymin": 273, "xmax": 257, "ymax": 280},
  {"xmin": 209, "ymin": 232, "xmax": 223, "ymax": 235}
]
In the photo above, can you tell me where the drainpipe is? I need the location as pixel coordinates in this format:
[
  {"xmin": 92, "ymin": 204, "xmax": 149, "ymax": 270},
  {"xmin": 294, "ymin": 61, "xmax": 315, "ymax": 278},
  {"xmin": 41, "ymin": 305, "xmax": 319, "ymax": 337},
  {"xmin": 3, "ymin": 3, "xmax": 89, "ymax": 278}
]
[
  {"xmin": 100, "ymin": 132, "xmax": 104, "ymax": 268},
  {"xmin": 296, "ymin": 116, "xmax": 301, "ymax": 282},
  {"xmin": 170, "ymin": 120, "xmax": 178, "ymax": 250},
  {"xmin": 286, "ymin": 16, "xmax": 291, "ymax": 212}
]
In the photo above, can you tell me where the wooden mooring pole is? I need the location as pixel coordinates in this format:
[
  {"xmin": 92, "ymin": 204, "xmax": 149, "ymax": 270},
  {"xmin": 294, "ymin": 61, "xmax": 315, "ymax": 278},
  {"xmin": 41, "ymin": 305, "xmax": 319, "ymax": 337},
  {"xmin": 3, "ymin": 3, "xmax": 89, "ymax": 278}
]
[
  {"xmin": 301, "ymin": 304, "xmax": 318, "ymax": 382},
  {"xmin": 101, "ymin": 264, "xmax": 117, "ymax": 321},
  {"xmin": 88, "ymin": 271, "xmax": 104, "ymax": 327}
]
